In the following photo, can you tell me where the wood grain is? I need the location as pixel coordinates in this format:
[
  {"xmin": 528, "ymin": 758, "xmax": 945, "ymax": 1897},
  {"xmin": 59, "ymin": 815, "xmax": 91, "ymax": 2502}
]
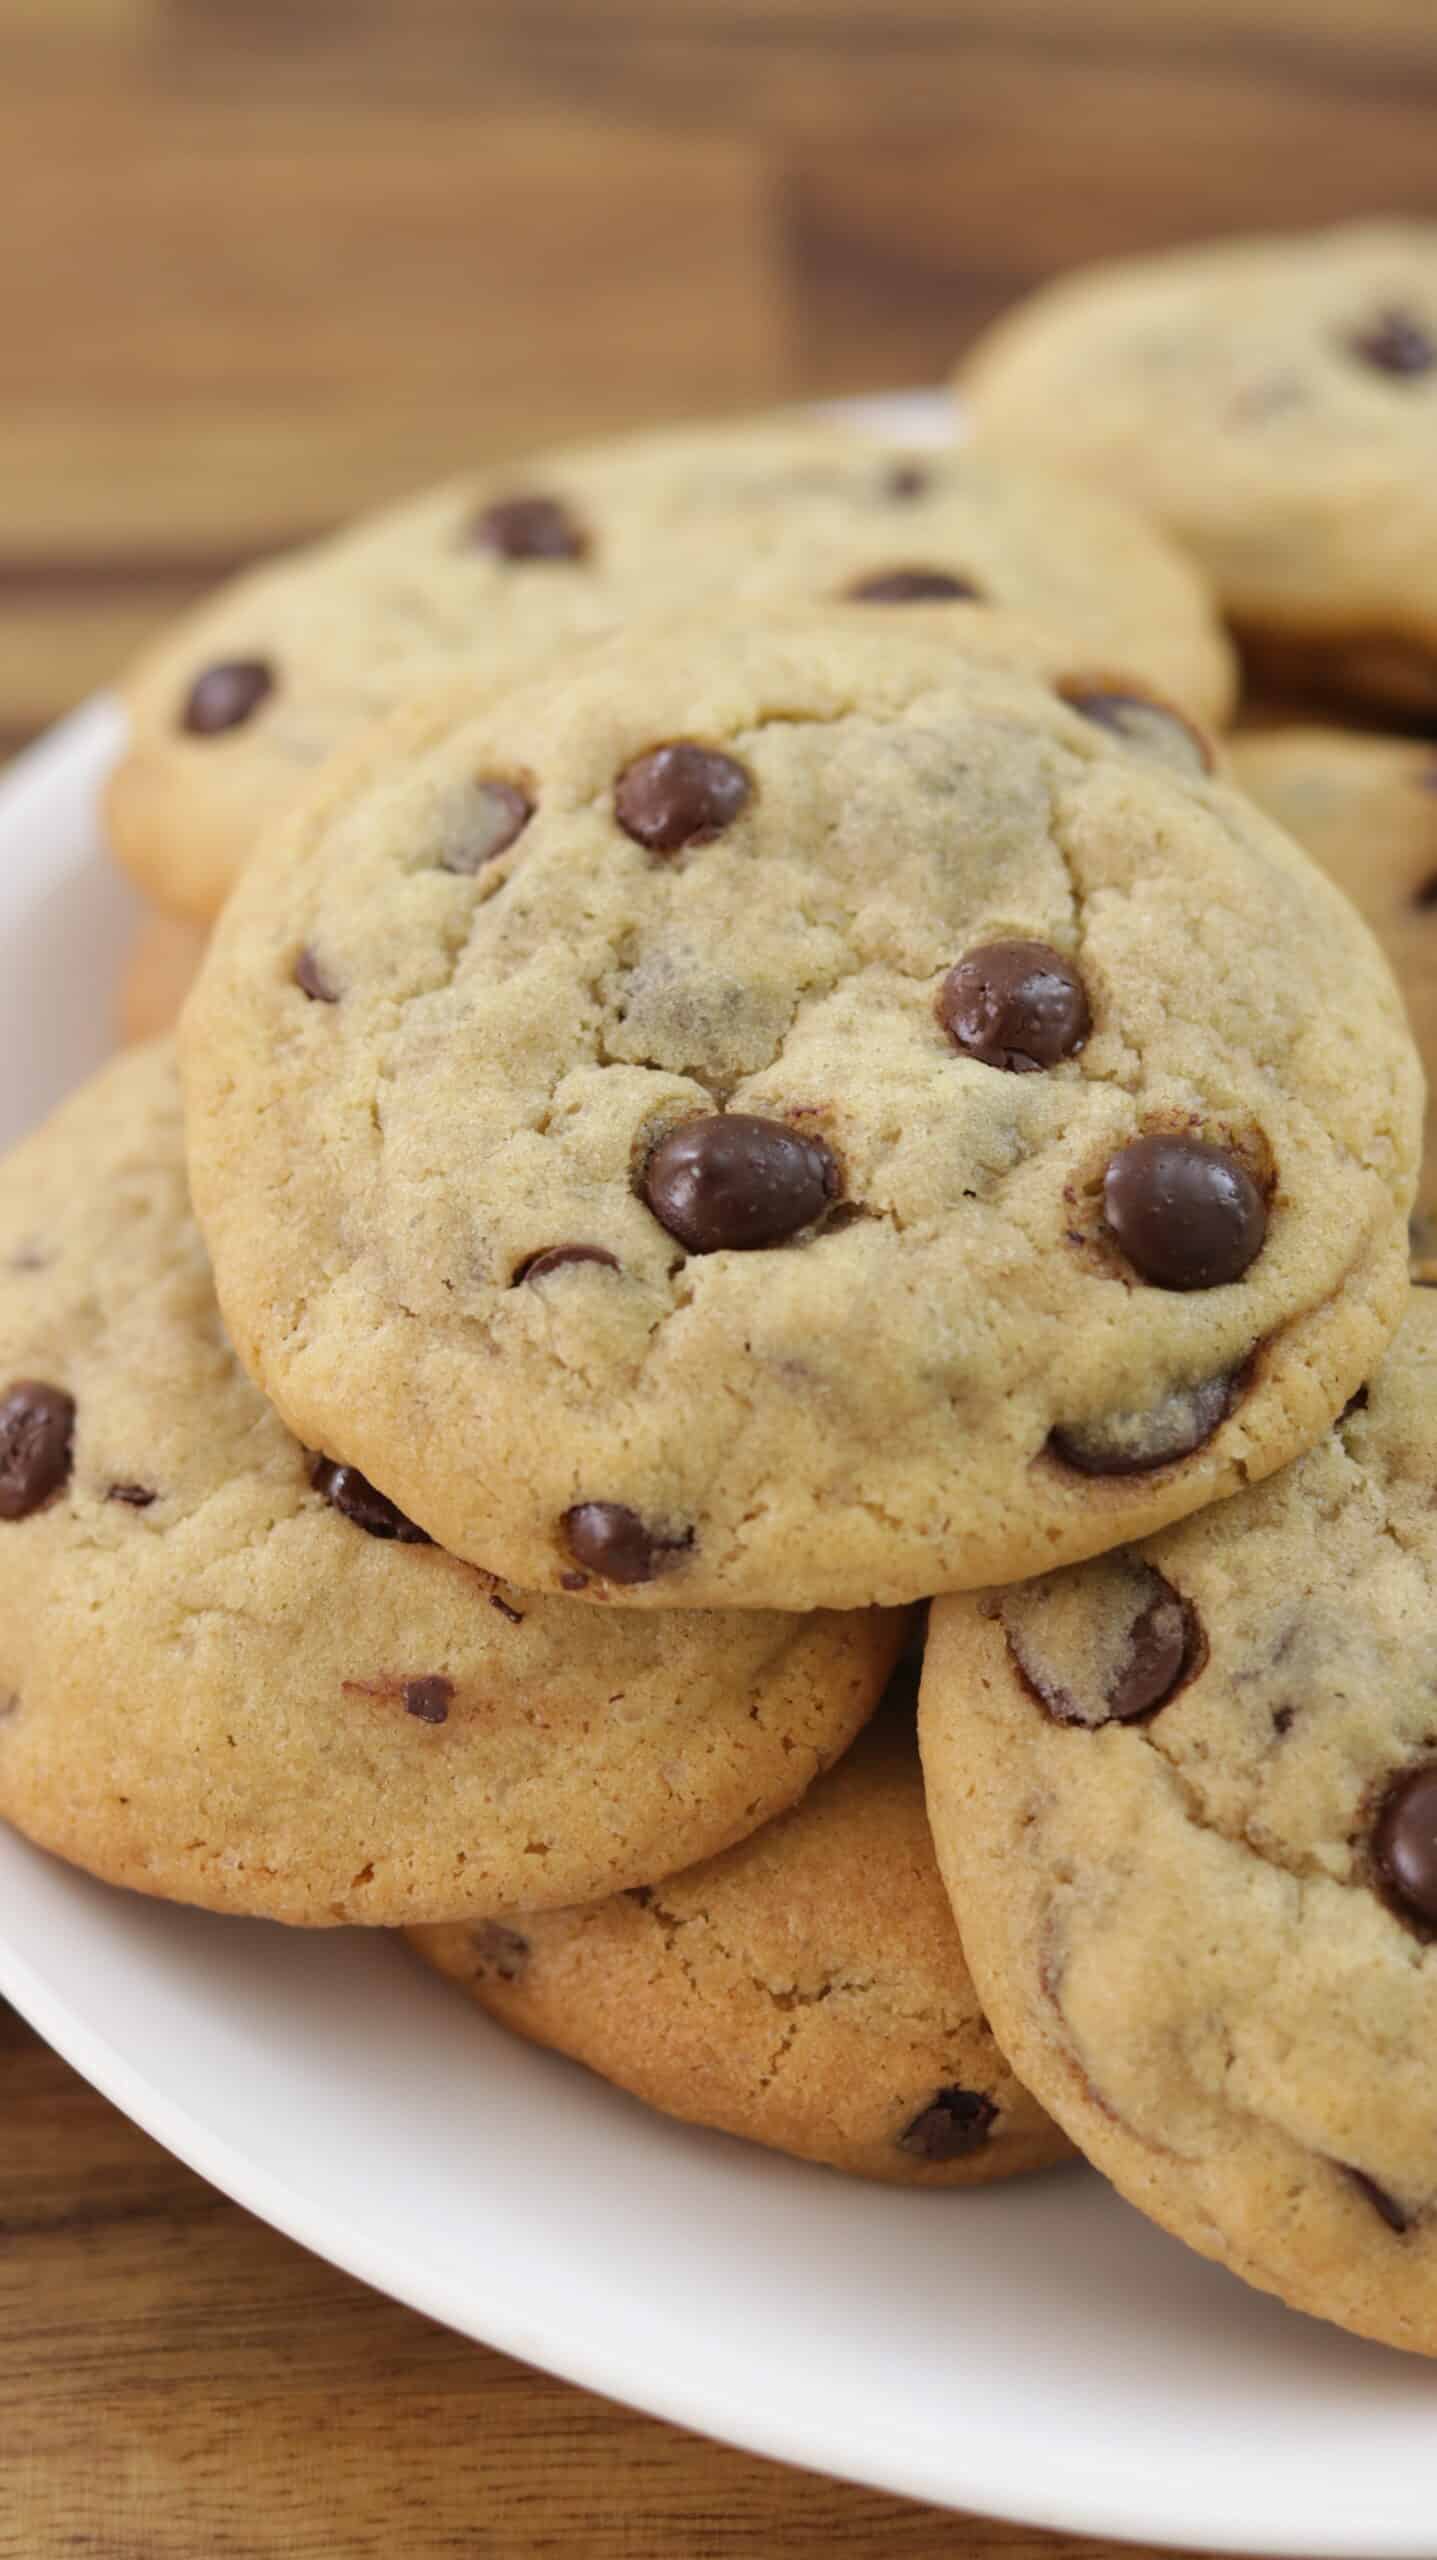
[{"xmin": 2, "ymin": 0, "xmax": 1431, "ymax": 2548}]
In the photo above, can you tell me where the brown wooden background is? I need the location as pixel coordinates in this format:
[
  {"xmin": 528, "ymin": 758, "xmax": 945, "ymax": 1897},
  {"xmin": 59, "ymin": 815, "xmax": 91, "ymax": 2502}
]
[{"xmin": 6, "ymin": 2, "xmax": 1437, "ymax": 2551}]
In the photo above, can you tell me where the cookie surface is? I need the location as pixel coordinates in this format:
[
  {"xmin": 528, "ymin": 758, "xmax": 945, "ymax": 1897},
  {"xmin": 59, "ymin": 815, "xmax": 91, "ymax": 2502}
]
[
  {"xmin": 410, "ymin": 1668, "xmax": 1070, "ymax": 2186},
  {"xmin": 0, "ymin": 1045, "xmax": 897, "ymax": 1924},
  {"xmin": 116, "ymin": 910, "xmax": 207, "ymax": 1045},
  {"xmin": 107, "ymin": 412, "xmax": 1234, "ymax": 922},
  {"xmin": 920, "ymin": 1289, "xmax": 1437, "ymax": 2355},
  {"xmin": 961, "ymin": 222, "xmax": 1437, "ymax": 713},
  {"xmin": 182, "ymin": 607, "xmax": 1419, "ymax": 1611},
  {"xmin": 1231, "ymin": 725, "xmax": 1437, "ymax": 1278}
]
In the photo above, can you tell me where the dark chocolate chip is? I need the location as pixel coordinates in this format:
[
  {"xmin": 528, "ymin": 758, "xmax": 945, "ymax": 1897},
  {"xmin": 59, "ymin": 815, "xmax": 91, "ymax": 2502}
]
[
  {"xmin": 470, "ymin": 1920, "xmax": 529, "ymax": 1981},
  {"xmin": 1373, "ymin": 1763, "xmax": 1437, "ymax": 1928},
  {"xmin": 562, "ymin": 1501, "xmax": 691, "ymax": 1585},
  {"xmin": 514, "ymin": 1244, "xmax": 620, "ymax": 1286},
  {"xmin": 468, "ymin": 494, "xmax": 587, "ymax": 560},
  {"xmin": 897, "ymin": 2087, "xmax": 998, "ymax": 2161},
  {"xmin": 182, "ymin": 657, "xmax": 274, "ymax": 736},
  {"xmin": 940, "ymin": 939, "xmax": 1090, "ymax": 1073},
  {"xmin": 643, "ymin": 1113, "xmax": 839, "ymax": 1253},
  {"xmin": 440, "ymin": 780, "xmax": 533, "ymax": 874},
  {"xmin": 488, "ymin": 1591, "xmax": 525, "ymax": 1625},
  {"xmin": 106, "ymin": 1482, "xmax": 156, "ymax": 1508},
  {"xmin": 1272, "ymin": 1705, "xmax": 1295, "ymax": 1736},
  {"xmin": 1103, "ymin": 1136, "xmax": 1267, "ymax": 1290},
  {"xmin": 1008, "ymin": 1565, "xmax": 1201, "ymax": 1728},
  {"xmin": 614, "ymin": 743, "xmax": 751, "ymax": 854},
  {"xmin": 1059, "ymin": 683, "xmax": 1213, "ymax": 775},
  {"xmin": 845, "ymin": 566, "xmax": 982, "ymax": 603},
  {"xmin": 559, "ymin": 1569, "xmax": 589, "ymax": 1591},
  {"xmin": 1345, "ymin": 308, "xmax": 1437, "ymax": 379},
  {"xmin": 312, "ymin": 1455, "xmax": 432, "ymax": 1544},
  {"xmin": 294, "ymin": 946, "xmax": 339, "ymax": 1003},
  {"xmin": 403, "ymin": 1675, "xmax": 453, "ymax": 1725},
  {"xmin": 1047, "ymin": 1371, "xmax": 1237, "ymax": 1477},
  {"xmin": 0, "ymin": 1381, "xmax": 74, "ymax": 1520},
  {"xmin": 884, "ymin": 461, "xmax": 929, "ymax": 500},
  {"xmin": 1342, "ymin": 2166, "xmax": 1411, "ymax": 2233}
]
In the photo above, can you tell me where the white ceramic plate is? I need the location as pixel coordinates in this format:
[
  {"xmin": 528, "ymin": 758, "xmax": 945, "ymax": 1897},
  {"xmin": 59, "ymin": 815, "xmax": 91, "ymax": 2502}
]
[{"xmin": 3, "ymin": 401, "xmax": 1437, "ymax": 2556}]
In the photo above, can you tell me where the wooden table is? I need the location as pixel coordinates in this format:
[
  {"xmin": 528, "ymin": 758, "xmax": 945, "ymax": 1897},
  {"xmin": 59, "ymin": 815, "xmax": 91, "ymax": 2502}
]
[{"xmin": 5, "ymin": 2, "xmax": 1437, "ymax": 2549}]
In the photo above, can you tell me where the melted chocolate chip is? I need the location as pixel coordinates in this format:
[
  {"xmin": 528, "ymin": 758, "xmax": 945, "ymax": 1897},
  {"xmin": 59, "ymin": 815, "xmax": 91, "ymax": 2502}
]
[
  {"xmin": 1048, "ymin": 1371, "xmax": 1237, "ymax": 1477},
  {"xmin": 182, "ymin": 658, "xmax": 274, "ymax": 736},
  {"xmin": 1007, "ymin": 1566, "xmax": 1201, "ymax": 1728},
  {"xmin": 1060, "ymin": 685, "xmax": 1213, "ymax": 776},
  {"xmin": 0, "ymin": 1381, "xmax": 74, "ymax": 1519},
  {"xmin": 403, "ymin": 1675, "xmax": 453, "ymax": 1725},
  {"xmin": 643, "ymin": 1114, "xmax": 839, "ymax": 1253},
  {"xmin": 1345, "ymin": 308, "xmax": 1437, "ymax": 379},
  {"xmin": 312, "ymin": 1456, "xmax": 432, "ymax": 1544},
  {"xmin": 1373, "ymin": 1763, "xmax": 1437, "ymax": 1928},
  {"xmin": 845, "ymin": 566, "xmax": 981, "ymax": 604},
  {"xmin": 488, "ymin": 1590, "xmax": 525, "ymax": 1625},
  {"xmin": 294, "ymin": 946, "xmax": 339, "ymax": 1003},
  {"xmin": 1103, "ymin": 1136, "xmax": 1267, "ymax": 1290},
  {"xmin": 562, "ymin": 1501, "xmax": 691, "ymax": 1585},
  {"xmin": 106, "ymin": 1482, "xmax": 156, "ymax": 1508},
  {"xmin": 440, "ymin": 780, "xmax": 533, "ymax": 874},
  {"xmin": 1343, "ymin": 2167, "xmax": 1411, "ymax": 2233},
  {"xmin": 514, "ymin": 1244, "xmax": 620, "ymax": 1286},
  {"xmin": 941, "ymin": 939, "xmax": 1090, "ymax": 1073},
  {"xmin": 897, "ymin": 2087, "xmax": 998, "ymax": 2161},
  {"xmin": 468, "ymin": 494, "xmax": 587, "ymax": 560},
  {"xmin": 470, "ymin": 1920, "xmax": 529, "ymax": 1981},
  {"xmin": 614, "ymin": 743, "xmax": 751, "ymax": 854}
]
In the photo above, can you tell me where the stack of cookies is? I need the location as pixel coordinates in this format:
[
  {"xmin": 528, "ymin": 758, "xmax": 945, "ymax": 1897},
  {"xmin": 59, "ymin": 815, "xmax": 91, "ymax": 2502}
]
[{"xmin": 9, "ymin": 217, "xmax": 1437, "ymax": 2350}]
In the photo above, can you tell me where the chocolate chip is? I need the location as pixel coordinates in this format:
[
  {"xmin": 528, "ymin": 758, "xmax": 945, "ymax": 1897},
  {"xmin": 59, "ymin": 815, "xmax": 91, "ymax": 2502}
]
[
  {"xmin": 940, "ymin": 939, "xmax": 1090, "ymax": 1073},
  {"xmin": 614, "ymin": 743, "xmax": 751, "ymax": 854},
  {"xmin": 470, "ymin": 1920, "xmax": 529, "ymax": 1981},
  {"xmin": 1342, "ymin": 2167, "xmax": 1411, "ymax": 2233},
  {"xmin": 562, "ymin": 1501, "xmax": 691, "ymax": 1585},
  {"xmin": 559, "ymin": 1569, "xmax": 589, "ymax": 1591},
  {"xmin": 643, "ymin": 1114, "xmax": 839, "ymax": 1253},
  {"xmin": 884, "ymin": 461, "xmax": 929, "ymax": 500},
  {"xmin": 294, "ymin": 946, "xmax": 340, "ymax": 1004},
  {"xmin": 1345, "ymin": 308, "xmax": 1437, "ymax": 379},
  {"xmin": 403, "ymin": 1676, "xmax": 453, "ymax": 1725},
  {"xmin": 897, "ymin": 2087, "xmax": 998, "ymax": 2161},
  {"xmin": 1103, "ymin": 1136, "xmax": 1267, "ymax": 1290},
  {"xmin": 106, "ymin": 1482, "xmax": 156, "ymax": 1508},
  {"xmin": 1107, "ymin": 1585, "xmax": 1198, "ymax": 1721},
  {"xmin": 312, "ymin": 1456, "xmax": 432, "ymax": 1544},
  {"xmin": 514, "ymin": 1245, "xmax": 619, "ymax": 1285},
  {"xmin": 1006, "ymin": 1564, "xmax": 1201, "ymax": 1728},
  {"xmin": 440, "ymin": 780, "xmax": 533, "ymax": 874},
  {"xmin": 468, "ymin": 494, "xmax": 587, "ymax": 560},
  {"xmin": 845, "ymin": 567, "xmax": 982, "ymax": 603},
  {"xmin": 1373, "ymin": 1763, "xmax": 1437, "ymax": 1928},
  {"xmin": 1272, "ymin": 1705, "xmax": 1295, "ymax": 1736},
  {"xmin": 1060, "ymin": 685, "xmax": 1213, "ymax": 776},
  {"xmin": 1048, "ymin": 1370, "xmax": 1236, "ymax": 1476},
  {"xmin": 488, "ymin": 1591, "xmax": 525, "ymax": 1625},
  {"xmin": 182, "ymin": 658, "xmax": 274, "ymax": 736},
  {"xmin": 0, "ymin": 1382, "xmax": 74, "ymax": 1520}
]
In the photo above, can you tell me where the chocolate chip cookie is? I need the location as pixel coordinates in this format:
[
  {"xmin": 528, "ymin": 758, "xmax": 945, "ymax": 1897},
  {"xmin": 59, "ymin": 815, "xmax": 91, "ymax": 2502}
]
[
  {"xmin": 1230, "ymin": 725, "xmax": 1437, "ymax": 1280},
  {"xmin": 181, "ymin": 607, "xmax": 1420, "ymax": 1610},
  {"xmin": 409, "ymin": 1664, "xmax": 1070, "ymax": 2186},
  {"xmin": 116, "ymin": 911, "xmax": 207, "ymax": 1046},
  {"xmin": 107, "ymin": 412, "xmax": 1235, "ymax": 922},
  {"xmin": 921, "ymin": 1288, "xmax": 1437, "ymax": 2354},
  {"xmin": 960, "ymin": 221, "xmax": 1437, "ymax": 715},
  {"xmin": 0, "ymin": 1043, "xmax": 898, "ymax": 1924}
]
